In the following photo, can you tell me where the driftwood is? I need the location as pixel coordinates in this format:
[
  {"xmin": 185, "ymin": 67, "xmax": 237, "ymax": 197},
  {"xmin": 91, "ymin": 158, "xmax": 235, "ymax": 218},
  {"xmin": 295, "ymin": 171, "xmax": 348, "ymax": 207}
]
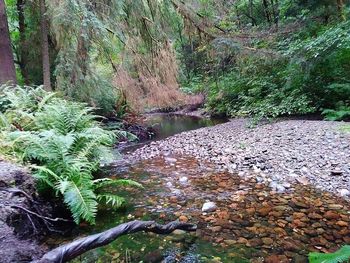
[{"xmin": 33, "ymin": 220, "xmax": 197, "ymax": 263}]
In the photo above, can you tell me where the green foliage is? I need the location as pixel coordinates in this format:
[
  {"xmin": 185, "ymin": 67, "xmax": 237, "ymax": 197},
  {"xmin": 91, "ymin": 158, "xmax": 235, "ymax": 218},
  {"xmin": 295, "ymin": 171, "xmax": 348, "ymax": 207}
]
[
  {"xmin": 202, "ymin": 56, "xmax": 314, "ymax": 119},
  {"xmin": 322, "ymin": 106, "xmax": 350, "ymax": 121},
  {"xmin": 309, "ymin": 245, "xmax": 350, "ymax": 263},
  {"xmin": 0, "ymin": 86, "xmax": 141, "ymax": 224}
]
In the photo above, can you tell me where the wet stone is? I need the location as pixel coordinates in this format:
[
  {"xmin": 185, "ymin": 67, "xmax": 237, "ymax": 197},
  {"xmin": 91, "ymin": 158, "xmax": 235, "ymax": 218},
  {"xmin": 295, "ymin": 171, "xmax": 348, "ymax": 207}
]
[
  {"xmin": 202, "ymin": 202, "xmax": 217, "ymax": 213},
  {"xmin": 99, "ymin": 154, "xmax": 350, "ymax": 262}
]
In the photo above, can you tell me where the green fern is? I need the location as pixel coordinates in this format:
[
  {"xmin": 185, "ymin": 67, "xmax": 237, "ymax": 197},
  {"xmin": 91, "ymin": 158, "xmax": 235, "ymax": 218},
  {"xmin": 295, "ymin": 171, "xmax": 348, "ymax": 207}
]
[
  {"xmin": 58, "ymin": 179, "xmax": 98, "ymax": 224},
  {"xmin": 97, "ymin": 194, "xmax": 126, "ymax": 208},
  {"xmin": 93, "ymin": 178, "xmax": 143, "ymax": 189},
  {"xmin": 309, "ymin": 245, "xmax": 350, "ymax": 263},
  {"xmin": 0, "ymin": 86, "xmax": 141, "ymax": 224}
]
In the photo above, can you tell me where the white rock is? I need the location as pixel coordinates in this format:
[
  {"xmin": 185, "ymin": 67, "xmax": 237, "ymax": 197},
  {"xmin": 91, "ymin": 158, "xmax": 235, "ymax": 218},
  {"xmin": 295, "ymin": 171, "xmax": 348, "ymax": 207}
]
[
  {"xmin": 165, "ymin": 157, "xmax": 177, "ymax": 163},
  {"xmin": 339, "ymin": 189, "xmax": 350, "ymax": 197},
  {"xmin": 179, "ymin": 177, "xmax": 188, "ymax": 183},
  {"xmin": 202, "ymin": 202, "xmax": 217, "ymax": 212}
]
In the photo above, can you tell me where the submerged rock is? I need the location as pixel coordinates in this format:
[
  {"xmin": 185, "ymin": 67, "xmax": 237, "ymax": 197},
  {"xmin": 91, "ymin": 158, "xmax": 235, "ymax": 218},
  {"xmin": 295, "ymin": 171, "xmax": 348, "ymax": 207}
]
[
  {"xmin": 179, "ymin": 176, "xmax": 188, "ymax": 183},
  {"xmin": 201, "ymin": 202, "xmax": 217, "ymax": 212}
]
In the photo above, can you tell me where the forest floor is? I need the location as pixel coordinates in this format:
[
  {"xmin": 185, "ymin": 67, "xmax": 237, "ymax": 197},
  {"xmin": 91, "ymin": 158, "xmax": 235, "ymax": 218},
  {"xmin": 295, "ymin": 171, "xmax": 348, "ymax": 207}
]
[{"xmin": 131, "ymin": 118, "xmax": 350, "ymax": 198}]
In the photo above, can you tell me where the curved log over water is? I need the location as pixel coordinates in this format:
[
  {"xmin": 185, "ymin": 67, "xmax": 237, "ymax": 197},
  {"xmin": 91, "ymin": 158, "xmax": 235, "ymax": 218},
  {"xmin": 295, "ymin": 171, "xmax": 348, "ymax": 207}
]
[{"xmin": 34, "ymin": 220, "xmax": 197, "ymax": 263}]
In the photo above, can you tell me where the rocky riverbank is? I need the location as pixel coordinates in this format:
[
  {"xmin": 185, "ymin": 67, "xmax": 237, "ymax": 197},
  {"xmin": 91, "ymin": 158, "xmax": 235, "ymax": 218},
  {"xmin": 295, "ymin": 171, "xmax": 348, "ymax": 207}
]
[{"xmin": 131, "ymin": 119, "xmax": 350, "ymax": 197}]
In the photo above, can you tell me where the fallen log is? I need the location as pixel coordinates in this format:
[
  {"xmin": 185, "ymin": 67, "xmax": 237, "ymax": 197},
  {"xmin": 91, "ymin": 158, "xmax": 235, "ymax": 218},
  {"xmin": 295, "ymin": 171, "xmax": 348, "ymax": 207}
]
[{"xmin": 33, "ymin": 220, "xmax": 197, "ymax": 263}]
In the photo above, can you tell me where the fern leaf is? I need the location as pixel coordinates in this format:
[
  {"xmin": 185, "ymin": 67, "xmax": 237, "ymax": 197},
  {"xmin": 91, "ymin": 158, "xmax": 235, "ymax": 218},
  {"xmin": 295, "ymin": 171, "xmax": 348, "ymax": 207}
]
[
  {"xmin": 97, "ymin": 193, "xmax": 125, "ymax": 208},
  {"xmin": 93, "ymin": 178, "xmax": 143, "ymax": 189},
  {"xmin": 37, "ymin": 92, "xmax": 57, "ymax": 111},
  {"xmin": 60, "ymin": 180, "xmax": 98, "ymax": 224},
  {"xmin": 309, "ymin": 245, "xmax": 350, "ymax": 263}
]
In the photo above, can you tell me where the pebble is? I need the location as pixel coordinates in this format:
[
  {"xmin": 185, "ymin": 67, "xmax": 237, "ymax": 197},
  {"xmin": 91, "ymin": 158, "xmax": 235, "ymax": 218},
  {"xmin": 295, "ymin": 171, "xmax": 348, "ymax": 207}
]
[
  {"xmin": 339, "ymin": 189, "xmax": 350, "ymax": 197},
  {"xmin": 131, "ymin": 119, "xmax": 350, "ymax": 197},
  {"xmin": 179, "ymin": 176, "xmax": 188, "ymax": 183},
  {"xmin": 202, "ymin": 202, "xmax": 217, "ymax": 212}
]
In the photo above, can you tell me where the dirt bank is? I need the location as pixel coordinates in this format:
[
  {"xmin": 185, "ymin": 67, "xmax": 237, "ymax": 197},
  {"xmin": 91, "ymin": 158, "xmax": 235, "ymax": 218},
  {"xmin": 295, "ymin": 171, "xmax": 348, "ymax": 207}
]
[{"xmin": 0, "ymin": 160, "xmax": 47, "ymax": 262}]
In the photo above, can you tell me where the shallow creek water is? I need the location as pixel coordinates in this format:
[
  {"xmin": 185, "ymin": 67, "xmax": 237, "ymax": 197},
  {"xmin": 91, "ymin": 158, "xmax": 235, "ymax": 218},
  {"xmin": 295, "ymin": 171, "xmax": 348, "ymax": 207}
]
[
  {"xmin": 118, "ymin": 114, "xmax": 226, "ymax": 153},
  {"xmin": 71, "ymin": 155, "xmax": 350, "ymax": 263},
  {"xmin": 52, "ymin": 115, "xmax": 350, "ymax": 263}
]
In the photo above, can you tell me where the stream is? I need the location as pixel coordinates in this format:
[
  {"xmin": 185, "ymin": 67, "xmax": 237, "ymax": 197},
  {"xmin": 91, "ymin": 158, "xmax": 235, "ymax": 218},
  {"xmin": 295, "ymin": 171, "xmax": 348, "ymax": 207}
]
[{"xmin": 51, "ymin": 114, "xmax": 350, "ymax": 263}]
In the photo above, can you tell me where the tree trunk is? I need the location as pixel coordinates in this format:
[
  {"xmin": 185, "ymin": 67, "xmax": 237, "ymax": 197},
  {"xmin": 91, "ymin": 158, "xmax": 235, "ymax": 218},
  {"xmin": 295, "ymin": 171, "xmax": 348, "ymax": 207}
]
[
  {"xmin": 270, "ymin": 0, "xmax": 279, "ymax": 27},
  {"xmin": 336, "ymin": 0, "xmax": 346, "ymax": 21},
  {"xmin": 262, "ymin": 0, "xmax": 271, "ymax": 25},
  {"xmin": 17, "ymin": 0, "xmax": 29, "ymax": 84},
  {"xmin": 0, "ymin": 0, "xmax": 17, "ymax": 85},
  {"xmin": 40, "ymin": 0, "xmax": 51, "ymax": 90},
  {"xmin": 249, "ymin": 0, "xmax": 256, "ymax": 26}
]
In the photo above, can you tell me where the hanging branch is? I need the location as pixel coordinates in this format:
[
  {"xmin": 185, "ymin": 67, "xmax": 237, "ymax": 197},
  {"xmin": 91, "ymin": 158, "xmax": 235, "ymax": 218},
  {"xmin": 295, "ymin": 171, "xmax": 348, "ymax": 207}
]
[{"xmin": 33, "ymin": 220, "xmax": 197, "ymax": 263}]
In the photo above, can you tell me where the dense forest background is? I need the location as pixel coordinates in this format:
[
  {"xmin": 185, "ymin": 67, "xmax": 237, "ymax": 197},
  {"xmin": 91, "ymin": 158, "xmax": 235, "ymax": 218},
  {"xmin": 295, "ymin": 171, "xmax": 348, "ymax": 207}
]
[{"xmin": 1, "ymin": 0, "xmax": 350, "ymax": 120}]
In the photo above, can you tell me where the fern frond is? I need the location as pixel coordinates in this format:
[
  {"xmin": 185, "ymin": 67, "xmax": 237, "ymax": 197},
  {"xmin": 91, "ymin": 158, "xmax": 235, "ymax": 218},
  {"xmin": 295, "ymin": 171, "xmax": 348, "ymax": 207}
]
[
  {"xmin": 37, "ymin": 92, "xmax": 57, "ymax": 111},
  {"xmin": 309, "ymin": 245, "xmax": 350, "ymax": 263},
  {"xmin": 60, "ymin": 180, "xmax": 98, "ymax": 224},
  {"xmin": 93, "ymin": 178, "xmax": 143, "ymax": 189},
  {"xmin": 97, "ymin": 193, "xmax": 125, "ymax": 208}
]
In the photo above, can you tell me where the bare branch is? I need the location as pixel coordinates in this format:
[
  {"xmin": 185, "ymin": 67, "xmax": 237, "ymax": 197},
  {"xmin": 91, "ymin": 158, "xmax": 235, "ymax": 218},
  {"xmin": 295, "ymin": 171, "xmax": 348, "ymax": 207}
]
[{"xmin": 34, "ymin": 220, "xmax": 197, "ymax": 263}]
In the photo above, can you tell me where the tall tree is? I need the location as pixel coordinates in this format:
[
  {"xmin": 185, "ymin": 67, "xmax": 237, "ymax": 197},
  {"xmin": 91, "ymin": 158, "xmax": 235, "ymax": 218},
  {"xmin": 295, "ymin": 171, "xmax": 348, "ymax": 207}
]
[
  {"xmin": 17, "ymin": 0, "xmax": 29, "ymax": 83},
  {"xmin": 40, "ymin": 0, "xmax": 51, "ymax": 90},
  {"xmin": 0, "ymin": 0, "xmax": 17, "ymax": 85},
  {"xmin": 336, "ymin": 0, "xmax": 346, "ymax": 21}
]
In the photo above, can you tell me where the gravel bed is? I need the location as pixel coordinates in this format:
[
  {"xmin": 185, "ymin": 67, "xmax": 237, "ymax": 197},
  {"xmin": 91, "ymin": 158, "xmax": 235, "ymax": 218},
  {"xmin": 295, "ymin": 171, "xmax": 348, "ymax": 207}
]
[{"xmin": 130, "ymin": 119, "xmax": 350, "ymax": 197}]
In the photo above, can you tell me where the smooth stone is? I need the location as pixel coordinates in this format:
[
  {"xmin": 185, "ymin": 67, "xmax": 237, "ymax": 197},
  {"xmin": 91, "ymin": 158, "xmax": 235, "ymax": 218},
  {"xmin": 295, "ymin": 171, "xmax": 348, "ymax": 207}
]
[
  {"xmin": 202, "ymin": 201, "xmax": 217, "ymax": 212},
  {"xmin": 179, "ymin": 176, "xmax": 188, "ymax": 183},
  {"xmin": 339, "ymin": 188, "xmax": 350, "ymax": 197}
]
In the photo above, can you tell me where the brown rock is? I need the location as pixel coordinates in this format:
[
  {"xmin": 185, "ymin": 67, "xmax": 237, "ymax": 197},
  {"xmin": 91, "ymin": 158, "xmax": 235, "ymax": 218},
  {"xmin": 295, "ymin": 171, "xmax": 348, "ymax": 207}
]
[
  {"xmin": 343, "ymin": 236, "xmax": 350, "ymax": 243},
  {"xmin": 237, "ymin": 237, "xmax": 249, "ymax": 245},
  {"xmin": 316, "ymin": 228, "xmax": 326, "ymax": 235},
  {"xmin": 258, "ymin": 206, "xmax": 272, "ymax": 216},
  {"xmin": 262, "ymin": 237, "xmax": 274, "ymax": 246},
  {"xmin": 179, "ymin": 215, "xmax": 188, "ymax": 222},
  {"xmin": 282, "ymin": 240, "xmax": 300, "ymax": 251},
  {"xmin": 304, "ymin": 228, "xmax": 317, "ymax": 236},
  {"xmin": 293, "ymin": 219, "xmax": 306, "ymax": 228},
  {"xmin": 293, "ymin": 254, "xmax": 308, "ymax": 263},
  {"xmin": 336, "ymin": 220, "xmax": 348, "ymax": 227},
  {"xmin": 274, "ymin": 227, "xmax": 287, "ymax": 236},
  {"xmin": 265, "ymin": 255, "xmax": 289, "ymax": 263},
  {"xmin": 277, "ymin": 219, "xmax": 288, "ymax": 228},
  {"xmin": 223, "ymin": 239, "xmax": 236, "ymax": 246},
  {"xmin": 246, "ymin": 207, "xmax": 256, "ymax": 215},
  {"xmin": 293, "ymin": 212, "xmax": 305, "ymax": 219},
  {"xmin": 250, "ymin": 238, "xmax": 263, "ymax": 247},
  {"xmin": 209, "ymin": 226, "xmax": 222, "ymax": 232},
  {"xmin": 270, "ymin": 211, "xmax": 283, "ymax": 217},
  {"xmin": 328, "ymin": 204, "xmax": 343, "ymax": 210},
  {"xmin": 324, "ymin": 211, "xmax": 340, "ymax": 220},
  {"xmin": 169, "ymin": 196, "xmax": 178, "ymax": 203},
  {"xmin": 308, "ymin": 212, "xmax": 322, "ymax": 220}
]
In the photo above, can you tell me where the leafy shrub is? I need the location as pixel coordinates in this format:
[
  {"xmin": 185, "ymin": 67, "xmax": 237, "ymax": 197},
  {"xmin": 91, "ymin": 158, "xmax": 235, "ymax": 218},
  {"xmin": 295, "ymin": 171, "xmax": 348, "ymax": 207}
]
[
  {"xmin": 204, "ymin": 56, "xmax": 314, "ymax": 119},
  {"xmin": 0, "ymin": 85, "xmax": 141, "ymax": 224},
  {"xmin": 322, "ymin": 105, "xmax": 350, "ymax": 121},
  {"xmin": 309, "ymin": 245, "xmax": 350, "ymax": 263}
]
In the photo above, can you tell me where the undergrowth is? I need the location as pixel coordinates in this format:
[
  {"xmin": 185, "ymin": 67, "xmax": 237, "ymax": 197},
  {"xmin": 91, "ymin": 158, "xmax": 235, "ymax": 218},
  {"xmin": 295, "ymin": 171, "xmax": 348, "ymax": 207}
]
[{"xmin": 0, "ymin": 85, "xmax": 142, "ymax": 224}]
